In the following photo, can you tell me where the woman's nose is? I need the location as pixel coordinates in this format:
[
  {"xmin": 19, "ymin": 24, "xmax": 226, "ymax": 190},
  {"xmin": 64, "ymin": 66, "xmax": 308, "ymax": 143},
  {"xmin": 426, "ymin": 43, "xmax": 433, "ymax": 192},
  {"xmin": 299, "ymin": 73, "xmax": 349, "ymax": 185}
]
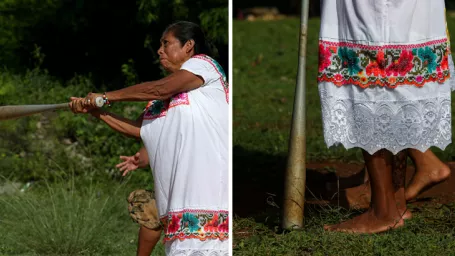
[{"xmin": 157, "ymin": 46, "xmax": 164, "ymax": 55}]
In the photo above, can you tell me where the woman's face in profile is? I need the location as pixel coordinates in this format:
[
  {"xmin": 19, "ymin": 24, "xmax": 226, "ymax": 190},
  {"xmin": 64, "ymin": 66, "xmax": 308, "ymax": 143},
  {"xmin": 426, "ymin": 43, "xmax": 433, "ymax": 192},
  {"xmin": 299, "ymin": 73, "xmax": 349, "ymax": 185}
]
[{"xmin": 158, "ymin": 31, "xmax": 190, "ymax": 73}]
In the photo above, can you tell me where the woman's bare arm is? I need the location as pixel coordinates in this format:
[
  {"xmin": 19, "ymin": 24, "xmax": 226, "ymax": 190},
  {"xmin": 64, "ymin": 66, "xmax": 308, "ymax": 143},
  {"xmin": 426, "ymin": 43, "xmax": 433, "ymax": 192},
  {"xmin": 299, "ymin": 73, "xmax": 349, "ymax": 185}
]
[
  {"xmin": 89, "ymin": 110, "xmax": 144, "ymax": 138},
  {"xmin": 107, "ymin": 70, "xmax": 203, "ymax": 101},
  {"xmin": 82, "ymin": 71, "xmax": 203, "ymax": 106},
  {"xmin": 137, "ymin": 146, "xmax": 149, "ymax": 168}
]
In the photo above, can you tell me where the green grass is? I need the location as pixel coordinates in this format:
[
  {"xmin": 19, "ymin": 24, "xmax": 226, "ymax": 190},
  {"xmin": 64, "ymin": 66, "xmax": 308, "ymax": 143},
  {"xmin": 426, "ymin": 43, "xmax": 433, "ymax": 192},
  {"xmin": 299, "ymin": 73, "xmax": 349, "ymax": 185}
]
[
  {"xmin": 234, "ymin": 207, "xmax": 455, "ymax": 256},
  {"xmin": 0, "ymin": 70, "xmax": 164, "ymax": 254},
  {"xmin": 234, "ymin": 202, "xmax": 455, "ymax": 256},
  {"xmin": 233, "ymin": 17, "xmax": 455, "ymax": 255},
  {"xmin": 0, "ymin": 176, "xmax": 165, "ymax": 255}
]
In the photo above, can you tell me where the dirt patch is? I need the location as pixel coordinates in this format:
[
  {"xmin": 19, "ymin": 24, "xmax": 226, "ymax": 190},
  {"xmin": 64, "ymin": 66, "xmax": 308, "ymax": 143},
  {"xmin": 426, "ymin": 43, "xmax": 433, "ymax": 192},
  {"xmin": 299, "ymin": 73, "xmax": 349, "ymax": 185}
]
[
  {"xmin": 305, "ymin": 161, "xmax": 455, "ymax": 208},
  {"xmin": 233, "ymin": 159, "xmax": 455, "ymax": 218}
]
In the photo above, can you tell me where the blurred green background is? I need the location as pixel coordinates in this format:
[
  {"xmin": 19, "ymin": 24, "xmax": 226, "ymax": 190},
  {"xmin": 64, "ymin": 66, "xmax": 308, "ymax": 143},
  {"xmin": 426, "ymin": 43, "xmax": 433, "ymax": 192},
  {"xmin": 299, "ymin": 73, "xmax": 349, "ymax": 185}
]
[{"xmin": 0, "ymin": 0, "xmax": 228, "ymax": 183}]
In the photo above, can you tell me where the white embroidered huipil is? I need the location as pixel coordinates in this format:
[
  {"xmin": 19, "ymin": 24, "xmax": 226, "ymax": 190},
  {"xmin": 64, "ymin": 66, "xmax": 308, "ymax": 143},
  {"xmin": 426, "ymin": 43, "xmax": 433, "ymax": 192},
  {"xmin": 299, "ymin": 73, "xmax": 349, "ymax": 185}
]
[
  {"xmin": 318, "ymin": 0, "xmax": 453, "ymax": 154},
  {"xmin": 140, "ymin": 54, "xmax": 229, "ymax": 256}
]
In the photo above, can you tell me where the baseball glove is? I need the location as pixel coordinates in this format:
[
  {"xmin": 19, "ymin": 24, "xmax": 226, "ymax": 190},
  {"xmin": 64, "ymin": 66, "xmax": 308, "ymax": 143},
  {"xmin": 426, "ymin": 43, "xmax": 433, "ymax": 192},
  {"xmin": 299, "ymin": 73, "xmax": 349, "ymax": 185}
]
[{"xmin": 127, "ymin": 189, "xmax": 161, "ymax": 230}]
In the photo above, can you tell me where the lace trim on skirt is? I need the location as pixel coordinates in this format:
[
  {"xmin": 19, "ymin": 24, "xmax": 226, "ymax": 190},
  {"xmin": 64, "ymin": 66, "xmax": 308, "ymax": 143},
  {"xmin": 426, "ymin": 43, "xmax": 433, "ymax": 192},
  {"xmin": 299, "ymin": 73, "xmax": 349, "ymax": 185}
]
[{"xmin": 319, "ymin": 87, "xmax": 452, "ymax": 154}]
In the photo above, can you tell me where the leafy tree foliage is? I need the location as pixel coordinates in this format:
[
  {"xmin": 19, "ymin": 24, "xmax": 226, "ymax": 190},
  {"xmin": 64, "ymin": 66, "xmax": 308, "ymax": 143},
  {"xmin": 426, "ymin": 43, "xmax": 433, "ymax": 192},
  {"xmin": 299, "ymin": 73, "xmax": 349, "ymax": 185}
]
[{"xmin": 0, "ymin": 0, "xmax": 228, "ymax": 89}]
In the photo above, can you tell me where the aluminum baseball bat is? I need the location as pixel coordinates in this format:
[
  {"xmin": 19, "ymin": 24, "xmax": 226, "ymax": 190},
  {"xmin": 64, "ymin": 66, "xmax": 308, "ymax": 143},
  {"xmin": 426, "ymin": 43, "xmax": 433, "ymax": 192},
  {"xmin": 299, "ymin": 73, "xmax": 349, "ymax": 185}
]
[
  {"xmin": 0, "ymin": 97, "xmax": 104, "ymax": 121},
  {"xmin": 282, "ymin": 0, "xmax": 309, "ymax": 230}
]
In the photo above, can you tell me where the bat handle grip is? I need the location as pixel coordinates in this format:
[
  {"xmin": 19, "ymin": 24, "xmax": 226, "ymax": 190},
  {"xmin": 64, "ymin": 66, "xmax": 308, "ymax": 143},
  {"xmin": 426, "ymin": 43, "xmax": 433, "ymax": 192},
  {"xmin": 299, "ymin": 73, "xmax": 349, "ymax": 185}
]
[{"xmin": 95, "ymin": 97, "xmax": 104, "ymax": 107}]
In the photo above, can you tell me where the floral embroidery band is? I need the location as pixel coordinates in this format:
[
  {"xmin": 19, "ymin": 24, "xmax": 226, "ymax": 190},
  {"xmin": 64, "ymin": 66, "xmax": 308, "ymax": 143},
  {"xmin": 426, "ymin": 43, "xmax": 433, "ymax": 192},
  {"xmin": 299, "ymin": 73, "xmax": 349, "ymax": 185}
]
[
  {"xmin": 169, "ymin": 92, "xmax": 190, "ymax": 108},
  {"xmin": 143, "ymin": 93, "xmax": 189, "ymax": 120},
  {"xmin": 143, "ymin": 100, "xmax": 168, "ymax": 120},
  {"xmin": 318, "ymin": 39, "xmax": 450, "ymax": 88},
  {"xmin": 160, "ymin": 209, "xmax": 229, "ymax": 243}
]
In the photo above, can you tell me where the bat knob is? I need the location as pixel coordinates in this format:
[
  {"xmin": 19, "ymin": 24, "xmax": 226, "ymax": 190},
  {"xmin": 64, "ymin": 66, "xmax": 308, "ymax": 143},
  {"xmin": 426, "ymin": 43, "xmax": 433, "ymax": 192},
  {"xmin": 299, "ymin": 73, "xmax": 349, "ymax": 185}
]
[{"xmin": 95, "ymin": 97, "xmax": 104, "ymax": 107}]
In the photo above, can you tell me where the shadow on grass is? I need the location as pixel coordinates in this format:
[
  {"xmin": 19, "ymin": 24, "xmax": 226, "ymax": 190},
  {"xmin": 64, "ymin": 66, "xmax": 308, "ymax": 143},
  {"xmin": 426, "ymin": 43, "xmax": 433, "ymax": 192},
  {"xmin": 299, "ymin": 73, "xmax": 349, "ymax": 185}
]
[
  {"xmin": 233, "ymin": 146, "xmax": 368, "ymax": 229},
  {"xmin": 233, "ymin": 145, "xmax": 286, "ymax": 224}
]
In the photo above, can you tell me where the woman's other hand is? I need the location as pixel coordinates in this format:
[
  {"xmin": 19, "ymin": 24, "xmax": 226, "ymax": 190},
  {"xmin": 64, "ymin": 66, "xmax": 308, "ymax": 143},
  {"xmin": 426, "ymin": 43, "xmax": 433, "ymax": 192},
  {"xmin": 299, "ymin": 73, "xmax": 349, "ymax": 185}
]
[{"xmin": 116, "ymin": 152, "xmax": 141, "ymax": 176}]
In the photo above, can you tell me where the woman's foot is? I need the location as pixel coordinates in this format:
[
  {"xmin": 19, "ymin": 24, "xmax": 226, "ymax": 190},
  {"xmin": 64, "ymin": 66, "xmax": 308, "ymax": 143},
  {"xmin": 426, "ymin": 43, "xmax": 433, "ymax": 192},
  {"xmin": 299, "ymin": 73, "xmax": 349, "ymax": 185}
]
[
  {"xmin": 324, "ymin": 208, "xmax": 404, "ymax": 234},
  {"xmin": 324, "ymin": 149, "xmax": 407, "ymax": 234},
  {"xmin": 341, "ymin": 149, "xmax": 450, "ymax": 208},
  {"xmin": 343, "ymin": 183, "xmax": 412, "ymax": 220},
  {"xmin": 405, "ymin": 149, "xmax": 451, "ymax": 201}
]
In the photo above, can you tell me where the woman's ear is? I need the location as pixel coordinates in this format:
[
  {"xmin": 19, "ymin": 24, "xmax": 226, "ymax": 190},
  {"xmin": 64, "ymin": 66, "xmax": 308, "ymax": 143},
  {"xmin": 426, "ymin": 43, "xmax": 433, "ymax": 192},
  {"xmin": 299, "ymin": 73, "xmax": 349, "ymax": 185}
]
[{"xmin": 185, "ymin": 39, "xmax": 195, "ymax": 53}]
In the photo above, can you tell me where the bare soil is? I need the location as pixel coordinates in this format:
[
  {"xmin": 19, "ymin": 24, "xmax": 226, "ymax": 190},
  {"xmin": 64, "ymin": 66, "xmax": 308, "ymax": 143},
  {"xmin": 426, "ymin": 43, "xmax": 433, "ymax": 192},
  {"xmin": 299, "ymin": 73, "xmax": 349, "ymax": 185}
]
[
  {"xmin": 233, "ymin": 161, "xmax": 455, "ymax": 218},
  {"xmin": 305, "ymin": 161, "xmax": 455, "ymax": 208}
]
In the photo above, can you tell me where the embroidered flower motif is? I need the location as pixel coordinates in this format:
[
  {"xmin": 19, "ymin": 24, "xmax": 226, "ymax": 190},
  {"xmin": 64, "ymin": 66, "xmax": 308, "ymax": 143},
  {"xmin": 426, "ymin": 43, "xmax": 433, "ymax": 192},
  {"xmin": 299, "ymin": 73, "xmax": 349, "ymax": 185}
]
[
  {"xmin": 438, "ymin": 71, "xmax": 444, "ymax": 80},
  {"xmin": 366, "ymin": 51, "xmax": 386, "ymax": 77},
  {"xmin": 143, "ymin": 100, "xmax": 169, "ymax": 120},
  {"xmin": 416, "ymin": 75, "xmax": 424, "ymax": 83},
  {"xmin": 144, "ymin": 92, "xmax": 191, "ymax": 120},
  {"xmin": 334, "ymin": 73, "xmax": 344, "ymax": 82},
  {"xmin": 319, "ymin": 44, "xmax": 332, "ymax": 72},
  {"xmin": 358, "ymin": 72, "xmax": 368, "ymax": 85},
  {"xmin": 385, "ymin": 50, "xmax": 414, "ymax": 76},
  {"xmin": 167, "ymin": 214, "xmax": 181, "ymax": 234},
  {"xmin": 318, "ymin": 39, "xmax": 450, "ymax": 88},
  {"xmin": 203, "ymin": 214, "xmax": 219, "ymax": 233},
  {"xmin": 177, "ymin": 232, "xmax": 186, "ymax": 240},
  {"xmin": 150, "ymin": 100, "xmax": 165, "ymax": 115},
  {"xmin": 173, "ymin": 93, "xmax": 186, "ymax": 101},
  {"xmin": 338, "ymin": 47, "xmax": 361, "ymax": 75},
  {"xmin": 218, "ymin": 217, "xmax": 229, "ymax": 233},
  {"xmin": 161, "ymin": 210, "xmax": 229, "ymax": 243},
  {"xmin": 182, "ymin": 212, "xmax": 200, "ymax": 233},
  {"xmin": 417, "ymin": 46, "xmax": 437, "ymax": 73},
  {"xmin": 438, "ymin": 53, "xmax": 449, "ymax": 71},
  {"xmin": 388, "ymin": 77, "xmax": 397, "ymax": 85},
  {"xmin": 169, "ymin": 92, "xmax": 189, "ymax": 108}
]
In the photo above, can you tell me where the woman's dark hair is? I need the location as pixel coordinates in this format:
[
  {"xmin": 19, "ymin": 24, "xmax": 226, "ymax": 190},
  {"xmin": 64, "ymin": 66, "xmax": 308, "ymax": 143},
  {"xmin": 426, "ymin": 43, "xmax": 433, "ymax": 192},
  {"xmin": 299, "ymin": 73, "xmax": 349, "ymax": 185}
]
[{"xmin": 163, "ymin": 21, "xmax": 213, "ymax": 56}]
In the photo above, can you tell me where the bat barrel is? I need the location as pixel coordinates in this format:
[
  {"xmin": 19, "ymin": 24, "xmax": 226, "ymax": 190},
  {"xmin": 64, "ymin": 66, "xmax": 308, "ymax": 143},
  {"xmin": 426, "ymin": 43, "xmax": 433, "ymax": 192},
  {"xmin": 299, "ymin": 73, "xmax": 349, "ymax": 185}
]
[
  {"xmin": 282, "ymin": 0, "xmax": 310, "ymax": 230},
  {"xmin": 0, "ymin": 103, "xmax": 69, "ymax": 121}
]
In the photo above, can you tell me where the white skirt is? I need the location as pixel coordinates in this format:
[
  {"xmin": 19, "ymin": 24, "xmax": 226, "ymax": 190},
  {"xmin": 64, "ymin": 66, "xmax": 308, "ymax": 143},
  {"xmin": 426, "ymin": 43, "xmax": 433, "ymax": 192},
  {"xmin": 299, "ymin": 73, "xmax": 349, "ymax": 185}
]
[{"xmin": 318, "ymin": 0, "xmax": 453, "ymax": 154}]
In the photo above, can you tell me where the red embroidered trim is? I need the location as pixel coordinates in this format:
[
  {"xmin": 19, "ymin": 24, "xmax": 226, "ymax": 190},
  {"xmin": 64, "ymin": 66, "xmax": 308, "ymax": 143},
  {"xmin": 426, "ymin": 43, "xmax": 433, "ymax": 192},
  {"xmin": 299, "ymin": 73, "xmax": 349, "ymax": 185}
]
[
  {"xmin": 160, "ymin": 209, "xmax": 229, "ymax": 243},
  {"xmin": 318, "ymin": 73, "xmax": 449, "ymax": 88},
  {"xmin": 169, "ymin": 92, "xmax": 190, "ymax": 108},
  {"xmin": 145, "ymin": 101, "xmax": 153, "ymax": 109},
  {"xmin": 319, "ymin": 38, "xmax": 448, "ymax": 50},
  {"xmin": 143, "ymin": 100, "xmax": 168, "ymax": 120},
  {"xmin": 142, "ymin": 93, "xmax": 189, "ymax": 121},
  {"xmin": 318, "ymin": 38, "xmax": 451, "ymax": 88}
]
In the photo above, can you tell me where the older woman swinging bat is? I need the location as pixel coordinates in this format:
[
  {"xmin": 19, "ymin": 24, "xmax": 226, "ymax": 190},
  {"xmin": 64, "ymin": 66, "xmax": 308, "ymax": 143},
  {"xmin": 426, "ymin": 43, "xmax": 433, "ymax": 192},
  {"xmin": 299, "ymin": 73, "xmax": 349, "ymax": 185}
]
[{"xmin": 69, "ymin": 21, "xmax": 229, "ymax": 256}]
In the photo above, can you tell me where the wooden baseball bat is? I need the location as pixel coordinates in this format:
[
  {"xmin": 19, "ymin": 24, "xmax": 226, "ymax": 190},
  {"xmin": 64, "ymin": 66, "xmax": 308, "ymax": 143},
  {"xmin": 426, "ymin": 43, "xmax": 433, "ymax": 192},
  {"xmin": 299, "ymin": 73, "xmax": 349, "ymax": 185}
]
[{"xmin": 0, "ymin": 97, "xmax": 104, "ymax": 121}]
